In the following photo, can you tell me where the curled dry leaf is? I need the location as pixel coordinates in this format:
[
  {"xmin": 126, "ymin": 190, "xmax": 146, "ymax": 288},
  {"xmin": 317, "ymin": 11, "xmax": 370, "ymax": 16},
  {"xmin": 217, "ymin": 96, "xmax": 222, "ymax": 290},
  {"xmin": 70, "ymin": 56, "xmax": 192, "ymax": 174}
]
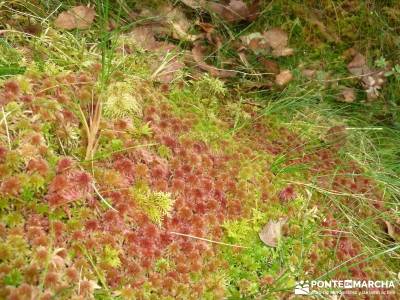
[
  {"xmin": 259, "ymin": 217, "xmax": 287, "ymax": 247},
  {"xmin": 258, "ymin": 58, "xmax": 280, "ymax": 74},
  {"xmin": 384, "ymin": 220, "xmax": 400, "ymax": 241},
  {"xmin": 347, "ymin": 52, "xmax": 368, "ymax": 76},
  {"xmin": 241, "ymin": 28, "xmax": 293, "ymax": 57},
  {"xmin": 192, "ymin": 44, "xmax": 236, "ymax": 78},
  {"xmin": 54, "ymin": 5, "xmax": 96, "ymax": 30},
  {"xmin": 161, "ymin": 4, "xmax": 198, "ymax": 41},
  {"xmin": 346, "ymin": 50, "xmax": 386, "ymax": 101},
  {"xmin": 275, "ymin": 70, "xmax": 293, "ymax": 86},
  {"xmin": 181, "ymin": 0, "xmax": 206, "ymax": 9},
  {"xmin": 208, "ymin": 0, "xmax": 250, "ymax": 22},
  {"xmin": 340, "ymin": 87, "xmax": 356, "ymax": 103},
  {"xmin": 302, "ymin": 69, "xmax": 316, "ymax": 78},
  {"xmin": 182, "ymin": 0, "xmax": 260, "ymax": 22},
  {"xmin": 128, "ymin": 25, "xmax": 183, "ymax": 83},
  {"xmin": 263, "ymin": 28, "xmax": 288, "ymax": 51},
  {"xmin": 264, "ymin": 28, "xmax": 294, "ymax": 57},
  {"xmin": 129, "ymin": 26, "xmax": 160, "ymax": 51}
]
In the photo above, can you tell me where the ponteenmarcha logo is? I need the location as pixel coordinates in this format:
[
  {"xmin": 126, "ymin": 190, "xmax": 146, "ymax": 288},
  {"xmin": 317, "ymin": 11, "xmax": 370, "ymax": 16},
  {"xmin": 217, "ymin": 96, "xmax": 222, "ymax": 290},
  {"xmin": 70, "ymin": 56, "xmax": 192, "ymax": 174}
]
[
  {"xmin": 294, "ymin": 279, "xmax": 396, "ymax": 296},
  {"xmin": 294, "ymin": 281, "xmax": 310, "ymax": 295}
]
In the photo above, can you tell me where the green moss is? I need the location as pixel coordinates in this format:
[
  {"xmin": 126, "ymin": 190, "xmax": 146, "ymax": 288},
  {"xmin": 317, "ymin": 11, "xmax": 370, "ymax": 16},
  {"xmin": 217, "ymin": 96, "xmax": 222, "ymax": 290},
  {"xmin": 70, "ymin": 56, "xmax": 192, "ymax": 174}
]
[
  {"xmin": 101, "ymin": 245, "xmax": 121, "ymax": 268},
  {"xmin": 3, "ymin": 268, "xmax": 23, "ymax": 287},
  {"xmin": 2, "ymin": 212, "xmax": 24, "ymax": 227},
  {"xmin": 103, "ymin": 81, "xmax": 143, "ymax": 119},
  {"xmin": 157, "ymin": 145, "xmax": 172, "ymax": 160}
]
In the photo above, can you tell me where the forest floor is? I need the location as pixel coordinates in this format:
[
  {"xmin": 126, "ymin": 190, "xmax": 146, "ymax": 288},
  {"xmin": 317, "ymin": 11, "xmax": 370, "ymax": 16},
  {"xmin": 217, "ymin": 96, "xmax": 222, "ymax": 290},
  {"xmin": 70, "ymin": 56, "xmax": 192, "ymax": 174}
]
[{"xmin": 0, "ymin": 1, "xmax": 399, "ymax": 299}]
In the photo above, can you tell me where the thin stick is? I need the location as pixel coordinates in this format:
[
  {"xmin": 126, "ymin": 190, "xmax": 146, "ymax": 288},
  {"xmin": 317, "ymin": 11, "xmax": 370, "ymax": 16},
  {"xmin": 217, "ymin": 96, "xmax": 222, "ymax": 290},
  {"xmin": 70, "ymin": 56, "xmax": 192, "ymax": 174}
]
[
  {"xmin": 170, "ymin": 231, "xmax": 249, "ymax": 249},
  {"xmin": 1, "ymin": 107, "xmax": 11, "ymax": 150}
]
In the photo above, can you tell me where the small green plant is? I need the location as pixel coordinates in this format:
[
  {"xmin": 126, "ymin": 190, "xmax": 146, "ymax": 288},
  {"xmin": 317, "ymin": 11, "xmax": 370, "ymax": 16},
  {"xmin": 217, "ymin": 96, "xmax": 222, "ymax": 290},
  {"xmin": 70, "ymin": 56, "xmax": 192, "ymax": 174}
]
[
  {"xmin": 131, "ymin": 182, "xmax": 174, "ymax": 225},
  {"xmin": 193, "ymin": 74, "xmax": 226, "ymax": 98},
  {"xmin": 101, "ymin": 245, "xmax": 121, "ymax": 268},
  {"xmin": 103, "ymin": 81, "xmax": 143, "ymax": 119},
  {"xmin": 385, "ymin": 64, "xmax": 400, "ymax": 81},
  {"xmin": 3, "ymin": 269, "xmax": 23, "ymax": 287}
]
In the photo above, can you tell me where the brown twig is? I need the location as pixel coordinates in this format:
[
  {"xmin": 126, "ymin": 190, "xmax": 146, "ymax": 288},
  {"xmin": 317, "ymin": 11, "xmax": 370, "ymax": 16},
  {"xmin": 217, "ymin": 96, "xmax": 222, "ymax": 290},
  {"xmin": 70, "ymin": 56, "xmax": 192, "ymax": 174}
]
[{"xmin": 170, "ymin": 231, "xmax": 249, "ymax": 248}]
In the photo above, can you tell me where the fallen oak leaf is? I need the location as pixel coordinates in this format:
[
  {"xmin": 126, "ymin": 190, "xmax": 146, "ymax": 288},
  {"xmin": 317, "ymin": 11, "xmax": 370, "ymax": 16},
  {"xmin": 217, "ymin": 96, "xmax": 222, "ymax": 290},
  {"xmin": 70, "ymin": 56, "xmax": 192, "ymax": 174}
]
[
  {"xmin": 263, "ymin": 28, "xmax": 288, "ymax": 51},
  {"xmin": 129, "ymin": 25, "xmax": 160, "ymax": 51},
  {"xmin": 272, "ymin": 47, "xmax": 294, "ymax": 57},
  {"xmin": 275, "ymin": 70, "xmax": 293, "ymax": 86},
  {"xmin": 259, "ymin": 217, "xmax": 287, "ymax": 247},
  {"xmin": 346, "ymin": 50, "xmax": 386, "ymax": 101},
  {"xmin": 182, "ymin": 0, "xmax": 260, "ymax": 22},
  {"xmin": 241, "ymin": 28, "xmax": 294, "ymax": 57},
  {"xmin": 129, "ymin": 25, "xmax": 175, "ymax": 52},
  {"xmin": 192, "ymin": 44, "xmax": 236, "ymax": 78},
  {"xmin": 160, "ymin": 4, "xmax": 198, "ymax": 41},
  {"xmin": 263, "ymin": 28, "xmax": 294, "ymax": 57},
  {"xmin": 347, "ymin": 52, "xmax": 368, "ymax": 76},
  {"xmin": 340, "ymin": 87, "xmax": 356, "ymax": 103},
  {"xmin": 208, "ymin": 0, "xmax": 250, "ymax": 23},
  {"xmin": 197, "ymin": 22, "xmax": 215, "ymax": 34},
  {"xmin": 301, "ymin": 69, "xmax": 316, "ymax": 78},
  {"xmin": 241, "ymin": 80, "xmax": 273, "ymax": 91},
  {"xmin": 54, "ymin": 5, "xmax": 96, "ymax": 30},
  {"xmin": 384, "ymin": 220, "xmax": 400, "ymax": 242},
  {"xmin": 196, "ymin": 22, "xmax": 223, "ymax": 49},
  {"xmin": 181, "ymin": 0, "xmax": 206, "ymax": 9},
  {"xmin": 258, "ymin": 57, "xmax": 280, "ymax": 74},
  {"xmin": 128, "ymin": 25, "xmax": 184, "ymax": 83}
]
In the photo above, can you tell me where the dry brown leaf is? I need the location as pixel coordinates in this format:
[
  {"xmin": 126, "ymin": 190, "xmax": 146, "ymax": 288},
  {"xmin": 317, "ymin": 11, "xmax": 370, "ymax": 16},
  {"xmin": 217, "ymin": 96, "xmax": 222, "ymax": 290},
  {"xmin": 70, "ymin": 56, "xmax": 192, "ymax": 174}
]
[
  {"xmin": 383, "ymin": 220, "xmax": 400, "ymax": 242},
  {"xmin": 181, "ymin": 0, "xmax": 206, "ymax": 9},
  {"xmin": 54, "ymin": 5, "xmax": 96, "ymax": 30},
  {"xmin": 241, "ymin": 80, "xmax": 273, "ymax": 91},
  {"xmin": 263, "ymin": 28, "xmax": 293, "ymax": 57},
  {"xmin": 272, "ymin": 47, "xmax": 294, "ymax": 57},
  {"xmin": 259, "ymin": 218, "xmax": 287, "ymax": 247},
  {"xmin": 275, "ymin": 70, "xmax": 293, "ymax": 86},
  {"xmin": 183, "ymin": 0, "xmax": 260, "ymax": 21},
  {"xmin": 346, "ymin": 50, "xmax": 386, "ymax": 101},
  {"xmin": 129, "ymin": 24, "xmax": 183, "ymax": 83},
  {"xmin": 160, "ymin": 4, "xmax": 198, "ymax": 41},
  {"xmin": 197, "ymin": 22, "xmax": 215, "ymax": 34},
  {"xmin": 340, "ymin": 87, "xmax": 356, "ymax": 103},
  {"xmin": 385, "ymin": 221, "xmax": 396, "ymax": 240},
  {"xmin": 192, "ymin": 44, "xmax": 236, "ymax": 78},
  {"xmin": 241, "ymin": 28, "xmax": 293, "ymax": 57},
  {"xmin": 263, "ymin": 28, "xmax": 288, "ymax": 50},
  {"xmin": 129, "ymin": 25, "xmax": 175, "ymax": 52},
  {"xmin": 302, "ymin": 69, "xmax": 316, "ymax": 78},
  {"xmin": 152, "ymin": 58, "xmax": 184, "ymax": 84},
  {"xmin": 258, "ymin": 58, "xmax": 280, "ymax": 74},
  {"xmin": 208, "ymin": 0, "xmax": 250, "ymax": 22},
  {"xmin": 347, "ymin": 53, "xmax": 368, "ymax": 76},
  {"xmin": 129, "ymin": 26, "xmax": 159, "ymax": 50}
]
